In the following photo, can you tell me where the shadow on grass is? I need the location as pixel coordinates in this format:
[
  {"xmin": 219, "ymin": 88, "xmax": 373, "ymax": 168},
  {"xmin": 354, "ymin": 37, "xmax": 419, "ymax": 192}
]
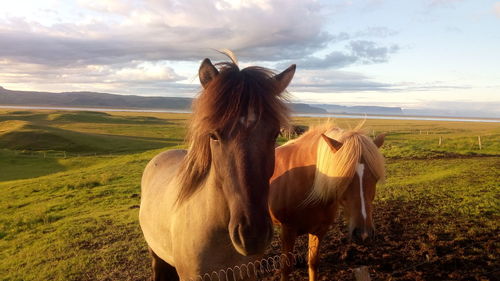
[{"xmin": 0, "ymin": 152, "xmax": 67, "ymax": 181}]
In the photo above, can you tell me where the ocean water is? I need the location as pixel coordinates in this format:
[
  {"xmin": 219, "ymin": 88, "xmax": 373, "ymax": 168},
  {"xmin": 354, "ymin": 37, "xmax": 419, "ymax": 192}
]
[{"xmin": 1, "ymin": 105, "xmax": 499, "ymax": 123}]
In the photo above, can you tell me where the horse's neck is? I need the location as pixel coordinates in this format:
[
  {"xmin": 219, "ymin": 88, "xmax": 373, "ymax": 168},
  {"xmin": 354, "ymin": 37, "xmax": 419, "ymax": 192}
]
[
  {"xmin": 272, "ymin": 134, "xmax": 318, "ymax": 184},
  {"xmin": 190, "ymin": 168, "xmax": 230, "ymax": 224},
  {"xmin": 208, "ymin": 169, "xmax": 231, "ymax": 219},
  {"xmin": 269, "ymin": 134, "xmax": 321, "ymax": 217},
  {"xmin": 290, "ymin": 134, "xmax": 320, "ymax": 166},
  {"xmin": 173, "ymin": 168, "xmax": 243, "ymax": 278}
]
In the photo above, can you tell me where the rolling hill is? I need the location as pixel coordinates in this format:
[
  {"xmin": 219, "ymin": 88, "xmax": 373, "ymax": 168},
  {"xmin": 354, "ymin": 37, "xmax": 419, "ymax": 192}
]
[{"xmin": 0, "ymin": 118, "xmax": 169, "ymax": 153}]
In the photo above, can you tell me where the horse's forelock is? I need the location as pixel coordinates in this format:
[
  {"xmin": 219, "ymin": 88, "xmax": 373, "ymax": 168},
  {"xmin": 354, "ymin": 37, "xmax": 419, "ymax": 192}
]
[{"xmin": 302, "ymin": 124, "xmax": 385, "ymax": 206}]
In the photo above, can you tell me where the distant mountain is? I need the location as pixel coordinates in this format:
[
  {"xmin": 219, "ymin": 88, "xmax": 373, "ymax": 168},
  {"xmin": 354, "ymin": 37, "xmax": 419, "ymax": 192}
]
[
  {"xmin": 290, "ymin": 103, "xmax": 327, "ymax": 114},
  {"xmin": 0, "ymin": 86, "xmax": 328, "ymax": 114},
  {"xmin": 313, "ymin": 103, "xmax": 403, "ymax": 115},
  {"xmin": 0, "ymin": 86, "xmax": 193, "ymax": 110},
  {"xmin": 3, "ymin": 86, "xmax": 497, "ymax": 118}
]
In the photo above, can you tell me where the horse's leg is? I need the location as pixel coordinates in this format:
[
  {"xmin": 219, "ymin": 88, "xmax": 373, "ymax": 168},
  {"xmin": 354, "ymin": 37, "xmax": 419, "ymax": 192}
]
[
  {"xmin": 307, "ymin": 230, "xmax": 326, "ymax": 281},
  {"xmin": 279, "ymin": 225, "xmax": 297, "ymax": 281},
  {"xmin": 149, "ymin": 247, "xmax": 179, "ymax": 281}
]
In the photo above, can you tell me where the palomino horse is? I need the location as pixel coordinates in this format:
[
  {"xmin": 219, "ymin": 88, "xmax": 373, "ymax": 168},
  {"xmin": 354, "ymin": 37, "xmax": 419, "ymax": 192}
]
[
  {"xmin": 269, "ymin": 123, "xmax": 385, "ymax": 281},
  {"xmin": 139, "ymin": 53, "xmax": 295, "ymax": 281}
]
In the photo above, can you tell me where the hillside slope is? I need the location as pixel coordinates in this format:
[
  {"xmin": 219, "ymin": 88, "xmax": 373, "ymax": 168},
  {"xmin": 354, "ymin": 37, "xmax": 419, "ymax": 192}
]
[{"xmin": 0, "ymin": 120, "xmax": 168, "ymax": 152}]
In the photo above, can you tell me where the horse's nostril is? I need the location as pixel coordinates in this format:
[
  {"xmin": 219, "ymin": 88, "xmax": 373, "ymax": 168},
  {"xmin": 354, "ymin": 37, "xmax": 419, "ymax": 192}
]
[
  {"xmin": 237, "ymin": 223, "xmax": 247, "ymax": 247},
  {"xmin": 361, "ymin": 231, "xmax": 369, "ymax": 241},
  {"xmin": 232, "ymin": 224, "xmax": 241, "ymax": 243},
  {"xmin": 351, "ymin": 228, "xmax": 374, "ymax": 242}
]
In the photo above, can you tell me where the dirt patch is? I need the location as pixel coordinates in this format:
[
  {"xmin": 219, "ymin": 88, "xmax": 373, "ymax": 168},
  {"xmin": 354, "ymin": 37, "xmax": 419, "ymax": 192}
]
[{"xmin": 263, "ymin": 200, "xmax": 499, "ymax": 280}]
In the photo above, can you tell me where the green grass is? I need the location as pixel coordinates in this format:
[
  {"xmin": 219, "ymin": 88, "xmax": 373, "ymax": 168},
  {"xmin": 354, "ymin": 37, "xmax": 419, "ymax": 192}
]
[
  {"xmin": 0, "ymin": 111, "xmax": 187, "ymax": 153},
  {"xmin": 379, "ymin": 157, "xmax": 499, "ymax": 218},
  {"xmin": 0, "ymin": 109, "xmax": 498, "ymax": 280},
  {"xmin": 0, "ymin": 149, "xmax": 165, "ymax": 280},
  {"xmin": 289, "ymin": 117, "xmax": 500, "ymax": 158},
  {"xmin": 0, "ymin": 149, "xmax": 105, "ymax": 181},
  {"xmin": 47, "ymin": 111, "xmax": 165, "ymax": 124}
]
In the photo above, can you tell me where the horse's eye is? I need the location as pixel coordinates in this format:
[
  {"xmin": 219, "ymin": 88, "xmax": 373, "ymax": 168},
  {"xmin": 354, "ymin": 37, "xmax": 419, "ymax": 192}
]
[{"xmin": 209, "ymin": 132, "xmax": 219, "ymax": 141}]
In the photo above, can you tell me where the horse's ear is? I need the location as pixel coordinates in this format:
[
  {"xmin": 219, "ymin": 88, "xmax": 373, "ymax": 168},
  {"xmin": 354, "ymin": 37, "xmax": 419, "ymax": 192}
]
[
  {"xmin": 373, "ymin": 133, "xmax": 386, "ymax": 148},
  {"xmin": 273, "ymin": 64, "xmax": 296, "ymax": 94},
  {"xmin": 321, "ymin": 134, "xmax": 343, "ymax": 152},
  {"xmin": 199, "ymin": 58, "xmax": 219, "ymax": 89}
]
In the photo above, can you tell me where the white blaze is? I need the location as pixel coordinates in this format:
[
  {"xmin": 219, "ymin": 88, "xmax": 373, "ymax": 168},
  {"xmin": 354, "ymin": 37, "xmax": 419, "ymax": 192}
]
[{"xmin": 356, "ymin": 163, "xmax": 367, "ymax": 220}]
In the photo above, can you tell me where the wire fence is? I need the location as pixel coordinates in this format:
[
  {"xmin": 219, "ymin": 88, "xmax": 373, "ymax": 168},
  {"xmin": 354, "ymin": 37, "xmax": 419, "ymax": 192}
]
[
  {"xmin": 185, "ymin": 247, "xmax": 371, "ymax": 281},
  {"xmin": 186, "ymin": 243, "xmax": 370, "ymax": 281},
  {"xmin": 3, "ymin": 128, "xmax": 496, "ymax": 161},
  {"xmin": 8, "ymin": 150, "xmax": 125, "ymax": 159},
  {"xmin": 187, "ymin": 251, "xmax": 303, "ymax": 281}
]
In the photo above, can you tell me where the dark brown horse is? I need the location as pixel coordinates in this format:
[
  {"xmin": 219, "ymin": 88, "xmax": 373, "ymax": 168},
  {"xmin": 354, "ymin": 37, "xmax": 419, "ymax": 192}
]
[
  {"xmin": 269, "ymin": 123, "xmax": 385, "ymax": 281},
  {"xmin": 139, "ymin": 52, "xmax": 295, "ymax": 281}
]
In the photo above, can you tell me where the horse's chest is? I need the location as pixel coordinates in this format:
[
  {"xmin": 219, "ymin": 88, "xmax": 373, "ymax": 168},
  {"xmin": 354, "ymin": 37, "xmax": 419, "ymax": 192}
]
[
  {"xmin": 173, "ymin": 227, "xmax": 254, "ymax": 280},
  {"xmin": 295, "ymin": 204, "xmax": 337, "ymax": 234}
]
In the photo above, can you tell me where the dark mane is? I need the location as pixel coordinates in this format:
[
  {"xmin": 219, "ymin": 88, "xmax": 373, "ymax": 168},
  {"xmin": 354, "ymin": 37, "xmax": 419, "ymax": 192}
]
[{"xmin": 176, "ymin": 61, "xmax": 290, "ymax": 204}]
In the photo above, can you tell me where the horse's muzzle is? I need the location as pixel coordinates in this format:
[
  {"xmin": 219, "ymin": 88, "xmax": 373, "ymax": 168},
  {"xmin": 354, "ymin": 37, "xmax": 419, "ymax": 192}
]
[
  {"xmin": 351, "ymin": 227, "xmax": 375, "ymax": 243},
  {"xmin": 230, "ymin": 218, "xmax": 273, "ymax": 256}
]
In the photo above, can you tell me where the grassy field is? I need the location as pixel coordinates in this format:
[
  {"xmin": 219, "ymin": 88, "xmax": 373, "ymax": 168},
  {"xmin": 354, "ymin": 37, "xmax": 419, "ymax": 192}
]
[{"xmin": 0, "ymin": 109, "xmax": 498, "ymax": 280}]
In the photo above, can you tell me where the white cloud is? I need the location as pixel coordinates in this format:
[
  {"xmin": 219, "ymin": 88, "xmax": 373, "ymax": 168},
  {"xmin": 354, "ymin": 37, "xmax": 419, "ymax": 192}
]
[
  {"xmin": 0, "ymin": 0, "xmax": 332, "ymax": 65},
  {"xmin": 5, "ymin": 0, "xmax": 493, "ymax": 117},
  {"xmin": 0, "ymin": 59, "xmax": 185, "ymax": 94},
  {"xmin": 112, "ymin": 63, "xmax": 183, "ymax": 82},
  {"xmin": 277, "ymin": 40, "xmax": 399, "ymax": 70},
  {"xmin": 0, "ymin": 0, "xmax": 340, "ymax": 95},
  {"xmin": 288, "ymin": 69, "xmax": 394, "ymax": 93},
  {"xmin": 215, "ymin": 0, "xmax": 273, "ymax": 11},
  {"xmin": 77, "ymin": 0, "xmax": 133, "ymax": 15},
  {"xmin": 494, "ymin": 2, "xmax": 500, "ymax": 18},
  {"xmin": 428, "ymin": 0, "xmax": 463, "ymax": 7}
]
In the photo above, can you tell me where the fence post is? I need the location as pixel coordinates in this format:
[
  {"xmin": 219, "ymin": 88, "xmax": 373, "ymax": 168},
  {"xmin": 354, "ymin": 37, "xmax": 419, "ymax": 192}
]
[
  {"xmin": 478, "ymin": 136, "xmax": 482, "ymax": 150},
  {"xmin": 354, "ymin": 266, "xmax": 371, "ymax": 281},
  {"xmin": 438, "ymin": 136, "xmax": 442, "ymax": 146}
]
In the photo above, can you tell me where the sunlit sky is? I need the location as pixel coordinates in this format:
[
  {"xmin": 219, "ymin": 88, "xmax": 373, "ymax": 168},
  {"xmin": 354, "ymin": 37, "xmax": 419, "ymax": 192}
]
[{"xmin": 1, "ymin": 0, "xmax": 499, "ymax": 116}]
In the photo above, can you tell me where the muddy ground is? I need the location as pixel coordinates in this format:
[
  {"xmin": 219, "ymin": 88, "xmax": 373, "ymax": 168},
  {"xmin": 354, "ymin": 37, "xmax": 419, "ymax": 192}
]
[{"xmin": 261, "ymin": 200, "xmax": 499, "ymax": 281}]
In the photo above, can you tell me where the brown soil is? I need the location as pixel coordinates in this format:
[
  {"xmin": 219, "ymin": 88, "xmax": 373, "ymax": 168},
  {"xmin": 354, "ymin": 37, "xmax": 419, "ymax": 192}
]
[{"xmin": 262, "ymin": 200, "xmax": 499, "ymax": 281}]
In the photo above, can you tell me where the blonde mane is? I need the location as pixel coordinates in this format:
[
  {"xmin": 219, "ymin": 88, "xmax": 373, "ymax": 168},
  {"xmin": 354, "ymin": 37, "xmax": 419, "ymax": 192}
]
[{"xmin": 301, "ymin": 122, "xmax": 385, "ymax": 206}]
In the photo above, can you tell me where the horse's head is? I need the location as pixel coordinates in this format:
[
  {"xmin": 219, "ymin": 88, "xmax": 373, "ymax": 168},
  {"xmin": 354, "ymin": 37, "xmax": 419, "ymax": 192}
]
[
  {"xmin": 181, "ymin": 56, "xmax": 295, "ymax": 256},
  {"xmin": 314, "ymin": 128, "xmax": 385, "ymax": 241},
  {"xmin": 337, "ymin": 134, "xmax": 385, "ymax": 242}
]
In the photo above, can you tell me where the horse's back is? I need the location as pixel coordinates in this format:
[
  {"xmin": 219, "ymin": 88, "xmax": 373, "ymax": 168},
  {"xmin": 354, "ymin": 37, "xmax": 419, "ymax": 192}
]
[
  {"xmin": 140, "ymin": 149, "xmax": 186, "ymax": 264},
  {"xmin": 141, "ymin": 149, "xmax": 186, "ymax": 193}
]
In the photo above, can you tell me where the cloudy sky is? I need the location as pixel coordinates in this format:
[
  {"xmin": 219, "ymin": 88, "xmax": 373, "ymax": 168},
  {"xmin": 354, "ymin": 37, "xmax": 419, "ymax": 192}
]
[{"xmin": 1, "ymin": 0, "xmax": 499, "ymax": 116}]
